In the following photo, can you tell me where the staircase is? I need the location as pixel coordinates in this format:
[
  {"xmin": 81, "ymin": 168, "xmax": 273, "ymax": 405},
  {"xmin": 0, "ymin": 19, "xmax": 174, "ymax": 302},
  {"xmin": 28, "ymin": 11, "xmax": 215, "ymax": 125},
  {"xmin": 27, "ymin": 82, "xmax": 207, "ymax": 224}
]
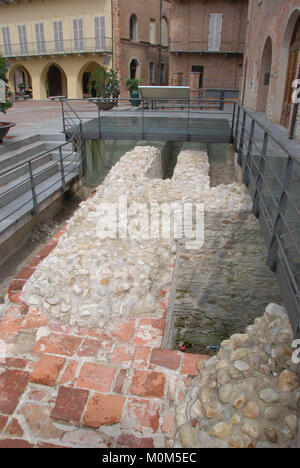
[{"xmin": 0, "ymin": 133, "xmax": 81, "ymax": 247}]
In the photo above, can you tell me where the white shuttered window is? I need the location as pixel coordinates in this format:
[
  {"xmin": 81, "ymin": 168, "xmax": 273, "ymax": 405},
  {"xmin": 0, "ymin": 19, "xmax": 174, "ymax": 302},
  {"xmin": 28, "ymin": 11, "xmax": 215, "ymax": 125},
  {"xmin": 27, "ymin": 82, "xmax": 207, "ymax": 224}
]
[
  {"xmin": 18, "ymin": 24, "xmax": 28, "ymax": 55},
  {"xmin": 35, "ymin": 23, "xmax": 46, "ymax": 54},
  {"xmin": 208, "ymin": 14, "xmax": 222, "ymax": 51},
  {"xmin": 73, "ymin": 18, "xmax": 84, "ymax": 52},
  {"xmin": 54, "ymin": 21, "xmax": 64, "ymax": 53},
  {"xmin": 95, "ymin": 16, "xmax": 106, "ymax": 51},
  {"xmin": 2, "ymin": 27, "xmax": 12, "ymax": 56}
]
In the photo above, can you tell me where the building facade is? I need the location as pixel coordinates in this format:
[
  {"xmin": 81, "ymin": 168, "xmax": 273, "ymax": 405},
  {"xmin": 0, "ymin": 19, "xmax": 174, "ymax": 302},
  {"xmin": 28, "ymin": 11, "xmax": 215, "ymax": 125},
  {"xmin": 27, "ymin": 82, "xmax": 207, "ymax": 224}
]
[
  {"xmin": 113, "ymin": 0, "xmax": 170, "ymax": 96},
  {"xmin": 0, "ymin": 0, "xmax": 113, "ymax": 100},
  {"xmin": 0, "ymin": 0, "xmax": 170, "ymax": 100},
  {"xmin": 168, "ymin": 0, "xmax": 248, "ymax": 95},
  {"xmin": 241, "ymin": 0, "xmax": 300, "ymax": 140}
]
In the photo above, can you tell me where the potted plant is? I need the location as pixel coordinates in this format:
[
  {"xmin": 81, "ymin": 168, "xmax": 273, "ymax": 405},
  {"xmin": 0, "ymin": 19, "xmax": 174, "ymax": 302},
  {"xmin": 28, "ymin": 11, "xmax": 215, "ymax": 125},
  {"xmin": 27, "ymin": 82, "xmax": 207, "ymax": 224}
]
[
  {"xmin": 18, "ymin": 82, "xmax": 26, "ymax": 93},
  {"xmin": 125, "ymin": 78, "xmax": 141, "ymax": 107},
  {"xmin": 91, "ymin": 66, "xmax": 120, "ymax": 110},
  {"xmin": 0, "ymin": 55, "xmax": 14, "ymax": 143}
]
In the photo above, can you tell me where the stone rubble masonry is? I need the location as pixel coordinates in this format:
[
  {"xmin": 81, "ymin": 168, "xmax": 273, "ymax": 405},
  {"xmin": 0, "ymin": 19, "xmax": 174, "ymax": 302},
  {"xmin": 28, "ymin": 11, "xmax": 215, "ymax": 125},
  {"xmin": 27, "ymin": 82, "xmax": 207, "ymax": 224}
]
[
  {"xmin": 175, "ymin": 303, "xmax": 299, "ymax": 449},
  {"xmin": 0, "ymin": 145, "xmax": 297, "ymax": 448}
]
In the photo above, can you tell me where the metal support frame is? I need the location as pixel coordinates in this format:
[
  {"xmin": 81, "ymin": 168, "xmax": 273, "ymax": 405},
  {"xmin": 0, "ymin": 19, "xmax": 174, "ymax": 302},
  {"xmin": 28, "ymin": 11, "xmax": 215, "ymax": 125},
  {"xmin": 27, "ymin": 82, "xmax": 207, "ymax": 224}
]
[
  {"xmin": 252, "ymin": 131, "xmax": 268, "ymax": 218},
  {"xmin": 266, "ymin": 156, "xmax": 293, "ymax": 273},
  {"xmin": 28, "ymin": 160, "xmax": 38, "ymax": 216},
  {"xmin": 59, "ymin": 146, "xmax": 66, "ymax": 193},
  {"xmin": 243, "ymin": 119, "xmax": 255, "ymax": 187}
]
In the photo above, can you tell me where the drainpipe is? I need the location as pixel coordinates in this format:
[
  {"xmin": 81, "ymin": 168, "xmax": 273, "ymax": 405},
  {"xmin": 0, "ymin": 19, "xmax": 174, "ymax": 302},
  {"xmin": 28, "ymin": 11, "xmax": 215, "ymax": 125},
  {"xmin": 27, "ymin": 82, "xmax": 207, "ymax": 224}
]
[
  {"xmin": 159, "ymin": 0, "xmax": 162, "ymax": 84},
  {"xmin": 111, "ymin": 0, "xmax": 115, "ymax": 69}
]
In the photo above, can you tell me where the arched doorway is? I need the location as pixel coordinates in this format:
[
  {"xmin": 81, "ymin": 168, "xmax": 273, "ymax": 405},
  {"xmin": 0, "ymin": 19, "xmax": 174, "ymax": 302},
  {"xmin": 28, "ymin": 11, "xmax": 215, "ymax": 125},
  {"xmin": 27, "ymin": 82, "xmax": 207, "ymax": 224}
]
[
  {"xmin": 46, "ymin": 64, "xmax": 67, "ymax": 97},
  {"xmin": 78, "ymin": 61, "xmax": 101, "ymax": 98},
  {"xmin": 256, "ymin": 37, "xmax": 272, "ymax": 114},
  {"xmin": 130, "ymin": 59, "xmax": 139, "ymax": 79},
  {"xmin": 11, "ymin": 66, "xmax": 32, "ymax": 95},
  {"xmin": 281, "ymin": 15, "xmax": 300, "ymax": 127}
]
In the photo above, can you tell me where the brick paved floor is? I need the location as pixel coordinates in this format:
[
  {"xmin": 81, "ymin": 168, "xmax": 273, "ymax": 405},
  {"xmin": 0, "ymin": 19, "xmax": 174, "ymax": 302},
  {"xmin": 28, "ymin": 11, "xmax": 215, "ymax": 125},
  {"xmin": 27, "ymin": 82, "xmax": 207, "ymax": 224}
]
[{"xmin": 0, "ymin": 218, "xmax": 209, "ymax": 448}]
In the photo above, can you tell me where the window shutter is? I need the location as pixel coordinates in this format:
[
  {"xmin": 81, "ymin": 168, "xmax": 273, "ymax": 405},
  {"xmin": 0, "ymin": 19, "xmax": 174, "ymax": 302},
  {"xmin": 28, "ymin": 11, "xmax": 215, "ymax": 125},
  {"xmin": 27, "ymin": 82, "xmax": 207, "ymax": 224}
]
[
  {"xmin": 35, "ymin": 23, "xmax": 45, "ymax": 54},
  {"xmin": 73, "ymin": 18, "xmax": 84, "ymax": 52},
  {"xmin": 208, "ymin": 14, "xmax": 222, "ymax": 51},
  {"xmin": 95, "ymin": 16, "xmax": 106, "ymax": 51},
  {"xmin": 54, "ymin": 21, "xmax": 64, "ymax": 53},
  {"xmin": 2, "ymin": 27, "xmax": 12, "ymax": 56},
  {"xmin": 18, "ymin": 25, "xmax": 28, "ymax": 55}
]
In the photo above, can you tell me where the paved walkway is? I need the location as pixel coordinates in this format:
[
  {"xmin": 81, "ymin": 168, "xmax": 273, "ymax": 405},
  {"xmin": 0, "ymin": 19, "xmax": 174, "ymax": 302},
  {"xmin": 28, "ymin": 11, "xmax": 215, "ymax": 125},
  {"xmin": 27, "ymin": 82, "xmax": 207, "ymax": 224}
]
[{"xmin": 0, "ymin": 100, "xmax": 63, "ymax": 138}]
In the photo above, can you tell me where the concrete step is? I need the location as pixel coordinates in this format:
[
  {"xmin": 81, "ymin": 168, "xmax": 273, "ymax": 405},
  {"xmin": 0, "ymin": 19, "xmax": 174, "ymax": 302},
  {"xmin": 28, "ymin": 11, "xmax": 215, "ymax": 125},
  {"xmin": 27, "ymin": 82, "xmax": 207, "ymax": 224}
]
[
  {"xmin": 0, "ymin": 155, "xmax": 80, "ymax": 210},
  {"xmin": 0, "ymin": 160, "xmax": 60, "ymax": 209},
  {"xmin": 0, "ymin": 134, "xmax": 40, "ymax": 156},
  {"xmin": 0, "ymin": 168, "xmax": 79, "ymax": 235},
  {"xmin": 0, "ymin": 141, "xmax": 48, "ymax": 172},
  {"xmin": 38, "ymin": 133, "xmax": 66, "ymax": 142},
  {"xmin": 0, "ymin": 153, "xmax": 54, "ymax": 187}
]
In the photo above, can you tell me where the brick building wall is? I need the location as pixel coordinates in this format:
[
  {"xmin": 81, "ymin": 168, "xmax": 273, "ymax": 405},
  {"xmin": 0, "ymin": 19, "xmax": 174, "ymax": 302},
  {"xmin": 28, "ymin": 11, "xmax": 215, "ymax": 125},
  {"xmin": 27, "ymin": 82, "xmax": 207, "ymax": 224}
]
[
  {"xmin": 241, "ymin": 0, "xmax": 300, "ymax": 140},
  {"xmin": 113, "ymin": 0, "xmax": 171, "ymax": 97},
  {"xmin": 168, "ymin": 0, "xmax": 248, "ymax": 91}
]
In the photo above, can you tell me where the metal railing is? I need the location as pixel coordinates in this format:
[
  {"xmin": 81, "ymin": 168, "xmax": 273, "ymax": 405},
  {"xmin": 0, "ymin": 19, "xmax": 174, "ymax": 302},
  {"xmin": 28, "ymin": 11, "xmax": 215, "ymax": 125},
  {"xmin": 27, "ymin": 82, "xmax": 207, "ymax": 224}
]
[
  {"xmin": 0, "ymin": 123, "xmax": 84, "ymax": 231},
  {"xmin": 56, "ymin": 96, "xmax": 235, "ymax": 142},
  {"xmin": 0, "ymin": 37, "xmax": 112, "ymax": 58},
  {"xmin": 232, "ymin": 102, "xmax": 300, "ymax": 340}
]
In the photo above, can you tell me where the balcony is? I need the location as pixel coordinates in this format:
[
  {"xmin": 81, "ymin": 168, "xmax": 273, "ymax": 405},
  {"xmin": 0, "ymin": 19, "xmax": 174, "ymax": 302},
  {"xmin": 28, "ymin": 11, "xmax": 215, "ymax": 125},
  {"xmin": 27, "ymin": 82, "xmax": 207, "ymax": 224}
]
[
  {"xmin": 169, "ymin": 39, "xmax": 244, "ymax": 55},
  {"xmin": 0, "ymin": 37, "xmax": 112, "ymax": 58}
]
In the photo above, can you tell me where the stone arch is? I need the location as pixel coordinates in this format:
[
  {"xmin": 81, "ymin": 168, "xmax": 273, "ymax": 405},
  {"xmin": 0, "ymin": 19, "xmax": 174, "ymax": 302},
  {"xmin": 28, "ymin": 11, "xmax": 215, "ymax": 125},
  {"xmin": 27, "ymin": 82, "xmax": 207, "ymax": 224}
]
[
  {"xmin": 41, "ymin": 62, "xmax": 68, "ymax": 98},
  {"xmin": 130, "ymin": 14, "xmax": 138, "ymax": 41},
  {"xmin": 256, "ymin": 37, "xmax": 273, "ymax": 114},
  {"xmin": 161, "ymin": 16, "xmax": 168, "ymax": 48},
  {"xmin": 129, "ymin": 57, "xmax": 140, "ymax": 80},
  {"xmin": 275, "ymin": 8, "xmax": 300, "ymax": 123},
  {"xmin": 8, "ymin": 64, "xmax": 32, "ymax": 95},
  {"xmin": 77, "ymin": 60, "xmax": 103, "ymax": 98}
]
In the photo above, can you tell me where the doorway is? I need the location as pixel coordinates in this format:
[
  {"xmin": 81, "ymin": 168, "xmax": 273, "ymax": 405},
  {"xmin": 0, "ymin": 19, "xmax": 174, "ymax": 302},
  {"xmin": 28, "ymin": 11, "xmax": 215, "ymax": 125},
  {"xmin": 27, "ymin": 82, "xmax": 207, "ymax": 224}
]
[
  {"xmin": 281, "ymin": 16, "xmax": 300, "ymax": 128},
  {"xmin": 47, "ymin": 65, "xmax": 64, "ymax": 97}
]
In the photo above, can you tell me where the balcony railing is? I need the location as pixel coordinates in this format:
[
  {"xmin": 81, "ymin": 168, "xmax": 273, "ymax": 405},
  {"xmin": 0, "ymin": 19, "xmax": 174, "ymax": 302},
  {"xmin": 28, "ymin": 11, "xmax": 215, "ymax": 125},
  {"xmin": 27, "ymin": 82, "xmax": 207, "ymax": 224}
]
[
  {"xmin": 0, "ymin": 37, "xmax": 112, "ymax": 58},
  {"xmin": 169, "ymin": 39, "xmax": 244, "ymax": 54}
]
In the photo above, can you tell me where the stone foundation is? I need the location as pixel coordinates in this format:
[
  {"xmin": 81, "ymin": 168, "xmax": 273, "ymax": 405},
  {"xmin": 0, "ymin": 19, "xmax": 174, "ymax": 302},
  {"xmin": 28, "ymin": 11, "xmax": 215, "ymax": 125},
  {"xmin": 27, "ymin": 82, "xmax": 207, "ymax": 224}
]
[{"xmin": 175, "ymin": 303, "xmax": 299, "ymax": 448}]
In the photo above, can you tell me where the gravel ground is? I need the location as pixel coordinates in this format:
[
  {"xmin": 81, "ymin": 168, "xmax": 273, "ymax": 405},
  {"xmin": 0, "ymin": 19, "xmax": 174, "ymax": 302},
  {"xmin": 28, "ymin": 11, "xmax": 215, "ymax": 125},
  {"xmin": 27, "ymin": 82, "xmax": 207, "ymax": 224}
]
[{"xmin": 0, "ymin": 186, "xmax": 93, "ymax": 305}]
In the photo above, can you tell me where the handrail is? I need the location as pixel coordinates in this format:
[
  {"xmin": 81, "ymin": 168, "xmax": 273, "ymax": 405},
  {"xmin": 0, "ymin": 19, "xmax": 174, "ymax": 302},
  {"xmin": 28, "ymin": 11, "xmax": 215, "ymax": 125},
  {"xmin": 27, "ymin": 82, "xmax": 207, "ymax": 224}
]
[
  {"xmin": 232, "ymin": 102, "xmax": 300, "ymax": 341},
  {"xmin": 0, "ymin": 140, "xmax": 71, "ymax": 178}
]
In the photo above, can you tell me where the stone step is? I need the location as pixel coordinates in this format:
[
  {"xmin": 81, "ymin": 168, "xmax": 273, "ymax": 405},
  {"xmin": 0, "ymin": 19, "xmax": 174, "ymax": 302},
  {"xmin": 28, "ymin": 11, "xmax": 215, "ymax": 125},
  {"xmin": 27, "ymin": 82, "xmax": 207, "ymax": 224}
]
[
  {"xmin": 0, "ymin": 167, "xmax": 79, "ymax": 236},
  {"xmin": 0, "ymin": 155, "xmax": 80, "ymax": 209},
  {"xmin": 0, "ymin": 134, "xmax": 40, "ymax": 156}
]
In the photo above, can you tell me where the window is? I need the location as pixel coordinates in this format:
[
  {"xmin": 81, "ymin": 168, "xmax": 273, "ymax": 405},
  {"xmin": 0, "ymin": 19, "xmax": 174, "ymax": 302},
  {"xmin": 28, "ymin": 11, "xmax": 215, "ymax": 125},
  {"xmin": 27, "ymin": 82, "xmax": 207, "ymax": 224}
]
[
  {"xmin": 150, "ymin": 19, "xmax": 156, "ymax": 44},
  {"xmin": 160, "ymin": 63, "xmax": 166, "ymax": 84},
  {"xmin": 161, "ymin": 17, "xmax": 168, "ymax": 47},
  {"xmin": 130, "ymin": 14, "xmax": 137, "ymax": 41},
  {"xmin": 208, "ymin": 14, "xmax": 222, "ymax": 51},
  {"xmin": 35, "ymin": 23, "xmax": 45, "ymax": 54},
  {"xmin": 2, "ymin": 27, "xmax": 12, "ymax": 56},
  {"xmin": 73, "ymin": 18, "xmax": 84, "ymax": 52},
  {"xmin": 53, "ymin": 21, "xmax": 64, "ymax": 53},
  {"xmin": 95, "ymin": 16, "xmax": 106, "ymax": 51},
  {"xmin": 149, "ymin": 62, "xmax": 155, "ymax": 84},
  {"xmin": 18, "ymin": 24, "xmax": 28, "ymax": 55}
]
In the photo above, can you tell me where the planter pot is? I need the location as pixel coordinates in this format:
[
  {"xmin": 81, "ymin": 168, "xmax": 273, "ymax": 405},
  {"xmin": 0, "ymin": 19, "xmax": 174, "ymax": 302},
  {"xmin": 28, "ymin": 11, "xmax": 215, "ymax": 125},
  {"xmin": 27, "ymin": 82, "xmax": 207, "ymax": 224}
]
[
  {"xmin": 95, "ymin": 99, "xmax": 117, "ymax": 111},
  {"xmin": 130, "ymin": 90, "xmax": 140, "ymax": 107},
  {"xmin": 0, "ymin": 122, "xmax": 15, "ymax": 143}
]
